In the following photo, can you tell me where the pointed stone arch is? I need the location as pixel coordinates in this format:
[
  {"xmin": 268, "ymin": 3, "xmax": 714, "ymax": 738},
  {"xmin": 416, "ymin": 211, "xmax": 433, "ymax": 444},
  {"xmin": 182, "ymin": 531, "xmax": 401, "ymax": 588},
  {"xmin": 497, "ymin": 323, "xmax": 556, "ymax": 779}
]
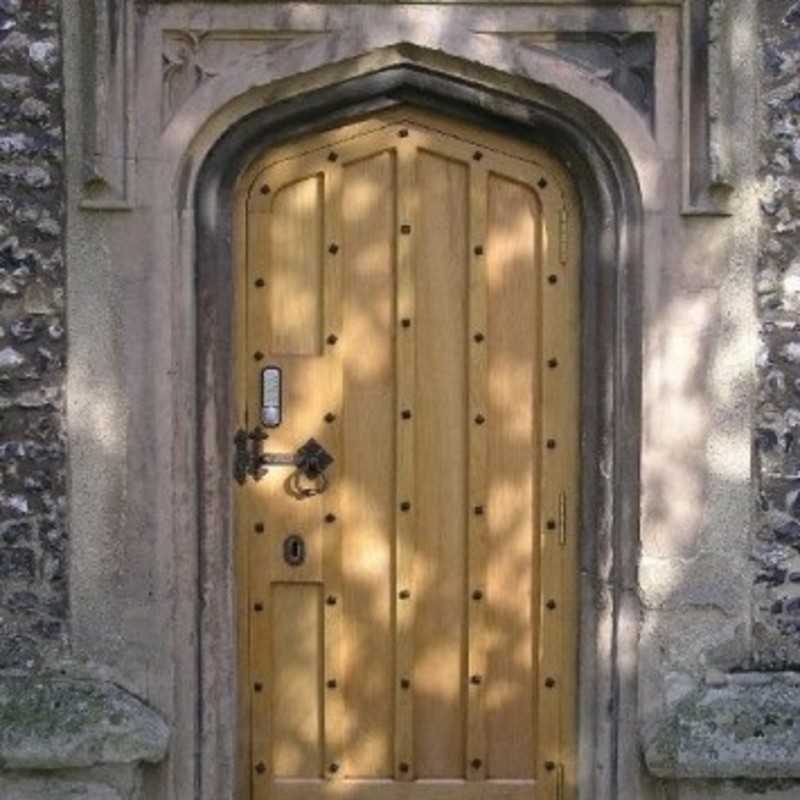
[{"xmin": 185, "ymin": 56, "xmax": 652, "ymax": 800}]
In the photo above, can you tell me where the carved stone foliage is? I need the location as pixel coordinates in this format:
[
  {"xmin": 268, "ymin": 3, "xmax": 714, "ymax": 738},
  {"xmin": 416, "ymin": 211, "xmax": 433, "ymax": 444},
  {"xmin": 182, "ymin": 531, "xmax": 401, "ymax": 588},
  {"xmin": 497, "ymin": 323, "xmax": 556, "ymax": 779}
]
[
  {"xmin": 510, "ymin": 33, "xmax": 656, "ymax": 125},
  {"xmin": 161, "ymin": 30, "xmax": 326, "ymax": 127}
]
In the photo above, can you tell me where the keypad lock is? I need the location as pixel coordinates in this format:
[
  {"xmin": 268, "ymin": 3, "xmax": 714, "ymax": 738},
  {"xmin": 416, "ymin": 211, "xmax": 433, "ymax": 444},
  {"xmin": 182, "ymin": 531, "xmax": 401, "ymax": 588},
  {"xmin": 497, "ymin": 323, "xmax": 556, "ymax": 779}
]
[{"xmin": 260, "ymin": 366, "xmax": 282, "ymax": 427}]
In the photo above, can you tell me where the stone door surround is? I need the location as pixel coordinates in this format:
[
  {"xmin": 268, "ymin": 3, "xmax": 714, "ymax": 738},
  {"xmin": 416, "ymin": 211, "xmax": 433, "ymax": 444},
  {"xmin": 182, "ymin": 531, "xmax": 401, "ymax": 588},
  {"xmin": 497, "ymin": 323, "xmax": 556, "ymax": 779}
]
[{"xmin": 56, "ymin": 3, "xmax": 767, "ymax": 800}]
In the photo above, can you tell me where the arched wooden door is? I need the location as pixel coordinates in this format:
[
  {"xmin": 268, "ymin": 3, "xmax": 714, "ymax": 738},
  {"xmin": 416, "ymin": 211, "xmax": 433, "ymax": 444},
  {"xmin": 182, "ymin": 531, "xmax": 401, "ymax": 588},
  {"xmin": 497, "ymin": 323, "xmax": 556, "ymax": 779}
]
[{"xmin": 233, "ymin": 108, "xmax": 580, "ymax": 800}]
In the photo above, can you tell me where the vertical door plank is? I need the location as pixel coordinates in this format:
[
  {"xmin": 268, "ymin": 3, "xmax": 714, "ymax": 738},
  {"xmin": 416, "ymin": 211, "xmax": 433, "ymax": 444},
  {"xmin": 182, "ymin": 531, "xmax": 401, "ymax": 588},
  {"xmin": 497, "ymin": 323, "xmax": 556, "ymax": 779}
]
[
  {"xmin": 340, "ymin": 150, "xmax": 396, "ymax": 778},
  {"xmin": 246, "ymin": 204, "xmax": 273, "ymax": 800},
  {"xmin": 322, "ymin": 159, "xmax": 346, "ymax": 780},
  {"xmin": 394, "ymin": 138, "xmax": 417, "ymax": 781},
  {"xmin": 271, "ymin": 584, "xmax": 323, "ymax": 778},
  {"xmin": 486, "ymin": 174, "xmax": 539, "ymax": 779},
  {"xmin": 466, "ymin": 163, "xmax": 489, "ymax": 782},
  {"xmin": 413, "ymin": 149, "xmax": 469, "ymax": 779},
  {"xmin": 268, "ymin": 175, "xmax": 324, "ymax": 356},
  {"xmin": 537, "ymin": 177, "xmax": 580, "ymax": 800}
]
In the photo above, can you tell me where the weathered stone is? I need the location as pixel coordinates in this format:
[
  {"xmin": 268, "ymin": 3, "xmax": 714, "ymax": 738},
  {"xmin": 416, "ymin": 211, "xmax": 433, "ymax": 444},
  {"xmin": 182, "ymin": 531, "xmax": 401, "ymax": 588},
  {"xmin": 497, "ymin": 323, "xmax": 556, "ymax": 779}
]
[
  {"xmin": 782, "ymin": 260, "xmax": 800, "ymax": 312},
  {"xmin": 0, "ymin": 776, "xmax": 124, "ymax": 800},
  {"xmin": 0, "ymin": 386, "xmax": 59, "ymax": 409},
  {"xmin": 21, "ymin": 165, "xmax": 51, "ymax": 189},
  {"xmin": 640, "ymin": 555, "xmax": 747, "ymax": 616},
  {"xmin": 19, "ymin": 96, "xmax": 49, "ymax": 123},
  {"xmin": 23, "ymin": 282, "xmax": 56, "ymax": 314},
  {"xmin": 0, "ymin": 345, "xmax": 25, "ymax": 370},
  {"xmin": 0, "ymin": 273, "xmax": 19, "ymax": 295},
  {"xmin": 0, "ymin": 30, "xmax": 30, "ymax": 62},
  {"xmin": 0, "ymin": 132, "xmax": 33, "ymax": 156},
  {"xmin": 36, "ymin": 214, "xmax": 60, "ymax": 238},
  {"xmin": 1, "ymin": 519, "xmax": 33, "ymax": 545},
  {"xmin": 7, "ymin": 590, "xmax": 39, "ymax": 612},
  {"xmin": 0, "ymin": 677, "xmax": 169, "ymax": 770},
  {"xmin": 0, "ymin": 163, "xmax": 52, "ymax": 189},
  {"xmin": 0, "ymin": 73, "xmax": 29, "ymax": 97},
  {"xmin": 0, "ymin": 12, "xmax": 62, "ymax": 676},
  {"xmin": 0, "ymin": 546, "xmax": 34, "ymax": 578},
  {"xmin": 9, "ymin": 316, "xmax": 40, "ymax": 342},
  {"xmin": 644, "ymin": 673, "xmax": 800, "ymax": 779},
  {"xmin": 28, "ymin": 40, "xmax": 58, "ymax": 76},
  {"xmin": 785, "ymin": 2, "xmax": 800, "ymax": 27}
]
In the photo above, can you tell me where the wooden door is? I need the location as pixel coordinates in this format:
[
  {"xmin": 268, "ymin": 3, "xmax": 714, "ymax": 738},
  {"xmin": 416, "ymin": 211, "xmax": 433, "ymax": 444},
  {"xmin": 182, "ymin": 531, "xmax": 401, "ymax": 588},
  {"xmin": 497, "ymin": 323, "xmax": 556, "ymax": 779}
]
[{"xmin": 234, "ymin": 108, "xmax": 580, "ymax": 800}]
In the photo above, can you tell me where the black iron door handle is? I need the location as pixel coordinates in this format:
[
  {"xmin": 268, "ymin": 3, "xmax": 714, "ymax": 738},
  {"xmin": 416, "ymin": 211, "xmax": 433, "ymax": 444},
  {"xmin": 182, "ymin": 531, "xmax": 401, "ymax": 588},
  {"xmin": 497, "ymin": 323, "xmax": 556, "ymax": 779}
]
[{"xmin": 234, "ymin": 431, "xmax": 334, "ymax": 490}]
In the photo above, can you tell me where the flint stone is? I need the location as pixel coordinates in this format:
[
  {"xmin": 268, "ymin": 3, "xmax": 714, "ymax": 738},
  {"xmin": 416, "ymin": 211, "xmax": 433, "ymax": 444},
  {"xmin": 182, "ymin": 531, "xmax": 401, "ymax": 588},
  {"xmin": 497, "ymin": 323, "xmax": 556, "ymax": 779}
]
[
  {"xmin": 0, "ymin": 385, "xmax": 59, "ymax": 409},
  {"xmin": 19, "ymin": 96, "xmax": 49, "ymax": 123},
  {"xmin": 0, "ymin": 134, "xmax": 32, "ymax": 157},
  {"xmin": 28, "ymin": 40, "xmax": 57, "ymax": 77},
  {"xmin": 0, "ymin": 677, "xmax": 169, "ymax": 770},
  {"xmin": 0, "ymin": 30, "xmax": 28, "ymax": 59},
  {"xmin": 781, "ymin": 341, "xmax": 800, "ymax": 364},
  {"xmin": 644, "ymin": 672, "xmax": 800, "ymax": 778},
  {"xmin": 22, "ymin": 166, "xmax": 51, "ymax": 189},
  {"xmin": 0, "ymin": 345, "xmax": 24, "ymax": 369},
  {"xmin": 782, "ymin": 260, "xmax": 800, "ymax": 310}
]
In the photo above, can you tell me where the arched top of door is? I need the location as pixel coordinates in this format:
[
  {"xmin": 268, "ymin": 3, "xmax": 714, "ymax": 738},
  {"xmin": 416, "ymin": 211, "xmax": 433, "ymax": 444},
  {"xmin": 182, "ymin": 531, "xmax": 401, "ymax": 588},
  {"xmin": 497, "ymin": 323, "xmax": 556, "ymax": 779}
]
[{"xmin": 169, "ymin": 43, "xmax": 658, "ymax": 219}]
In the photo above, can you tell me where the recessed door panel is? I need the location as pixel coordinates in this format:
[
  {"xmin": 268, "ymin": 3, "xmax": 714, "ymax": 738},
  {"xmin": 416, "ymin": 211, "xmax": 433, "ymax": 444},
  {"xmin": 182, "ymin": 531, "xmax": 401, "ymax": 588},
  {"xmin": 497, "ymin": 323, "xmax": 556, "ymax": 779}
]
[
  {"xmin": 236, "ymin": 109, "xmax": 580, "ymax": 800},
  {"xmin": 268, "ymin": 175, "xmax": 324, "ymax": 356},
  {"xmin": 271, "ymin": 583, "xmax": 323, "ymax": 778}
]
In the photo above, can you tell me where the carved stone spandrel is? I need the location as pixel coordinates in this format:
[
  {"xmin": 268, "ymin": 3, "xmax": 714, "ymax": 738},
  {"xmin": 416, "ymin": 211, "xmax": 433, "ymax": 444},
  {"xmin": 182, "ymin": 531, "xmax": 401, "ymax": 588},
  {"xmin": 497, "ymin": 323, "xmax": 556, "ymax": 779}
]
[
  {"xmin": 161, "ymin": 29, "xmax": 328, "ymax": 128},
  {"xmin": 498, "ymin": 32, "xmax": 656, "ymax": 126}
]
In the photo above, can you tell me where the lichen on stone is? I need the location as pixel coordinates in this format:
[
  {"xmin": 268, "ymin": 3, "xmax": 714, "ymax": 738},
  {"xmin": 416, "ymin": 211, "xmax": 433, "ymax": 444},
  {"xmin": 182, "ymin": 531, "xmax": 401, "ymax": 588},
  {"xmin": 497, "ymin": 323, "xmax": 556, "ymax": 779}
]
[
  {"xmin": 645, "ymin": 673, "xmax": 800, "ymax": 779},
  {"xmin": 0, "ymin": 676, "xmax": 169, "ymax": 770}
]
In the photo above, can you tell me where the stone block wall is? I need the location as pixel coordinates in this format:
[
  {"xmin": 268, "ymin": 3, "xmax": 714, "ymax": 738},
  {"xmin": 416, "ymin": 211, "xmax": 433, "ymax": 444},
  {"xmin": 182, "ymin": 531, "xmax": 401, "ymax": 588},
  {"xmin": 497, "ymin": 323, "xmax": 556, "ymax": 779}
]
[{"xmin": 0, "ymin": 0, "xmax": 66, "ymax": 672}]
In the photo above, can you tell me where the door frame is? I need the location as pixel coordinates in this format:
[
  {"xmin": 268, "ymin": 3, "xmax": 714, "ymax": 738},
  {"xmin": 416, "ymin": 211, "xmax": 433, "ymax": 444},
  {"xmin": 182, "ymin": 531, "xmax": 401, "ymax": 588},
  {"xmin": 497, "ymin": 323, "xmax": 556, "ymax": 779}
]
[{"xmin": 195, "ymin": 65, "xmax": 643, "ymax": 800}]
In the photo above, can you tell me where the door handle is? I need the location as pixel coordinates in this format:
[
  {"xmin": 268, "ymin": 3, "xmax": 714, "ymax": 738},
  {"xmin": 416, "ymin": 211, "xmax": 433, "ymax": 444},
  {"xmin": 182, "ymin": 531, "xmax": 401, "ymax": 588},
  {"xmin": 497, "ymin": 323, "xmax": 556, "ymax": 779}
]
[{"xmin": 234, "ymin": 430, "xmax": 333, "ymax": 493}]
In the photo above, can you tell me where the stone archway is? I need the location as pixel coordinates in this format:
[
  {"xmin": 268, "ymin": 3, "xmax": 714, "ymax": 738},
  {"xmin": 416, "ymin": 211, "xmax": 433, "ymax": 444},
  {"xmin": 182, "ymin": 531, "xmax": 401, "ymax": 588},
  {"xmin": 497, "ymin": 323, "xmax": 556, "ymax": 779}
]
[{"xmin": 191, "ymin": 60, "xmax": 648, "ymax": 800}]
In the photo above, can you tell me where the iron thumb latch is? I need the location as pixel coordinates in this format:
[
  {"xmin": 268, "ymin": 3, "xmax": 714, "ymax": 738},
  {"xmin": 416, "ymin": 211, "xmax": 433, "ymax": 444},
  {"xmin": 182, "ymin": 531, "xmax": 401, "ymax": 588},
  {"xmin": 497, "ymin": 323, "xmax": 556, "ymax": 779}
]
[{"xmin": 234, "ymin": 428, "xmax": 333, "ymax": 493}]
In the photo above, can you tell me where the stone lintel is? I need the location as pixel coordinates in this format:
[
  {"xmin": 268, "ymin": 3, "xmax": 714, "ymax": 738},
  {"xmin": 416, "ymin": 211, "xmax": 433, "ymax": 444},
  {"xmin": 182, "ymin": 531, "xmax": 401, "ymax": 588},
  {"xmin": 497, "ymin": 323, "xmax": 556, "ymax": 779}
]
[
  {"xmin": 644, "ymin": 672, "xmax": 800, "ymax": 780},
  {"xmin": 0, "ymin": 676, "xmax": 169, "ymax": 771}
]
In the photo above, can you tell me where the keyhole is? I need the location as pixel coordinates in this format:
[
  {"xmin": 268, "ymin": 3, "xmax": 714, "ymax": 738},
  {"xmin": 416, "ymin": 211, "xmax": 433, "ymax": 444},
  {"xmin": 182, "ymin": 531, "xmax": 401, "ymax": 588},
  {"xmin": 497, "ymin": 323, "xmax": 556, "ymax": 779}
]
[{"xmin": 283, "ymin": 534, "xmax": 306, "ymax": 566}]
